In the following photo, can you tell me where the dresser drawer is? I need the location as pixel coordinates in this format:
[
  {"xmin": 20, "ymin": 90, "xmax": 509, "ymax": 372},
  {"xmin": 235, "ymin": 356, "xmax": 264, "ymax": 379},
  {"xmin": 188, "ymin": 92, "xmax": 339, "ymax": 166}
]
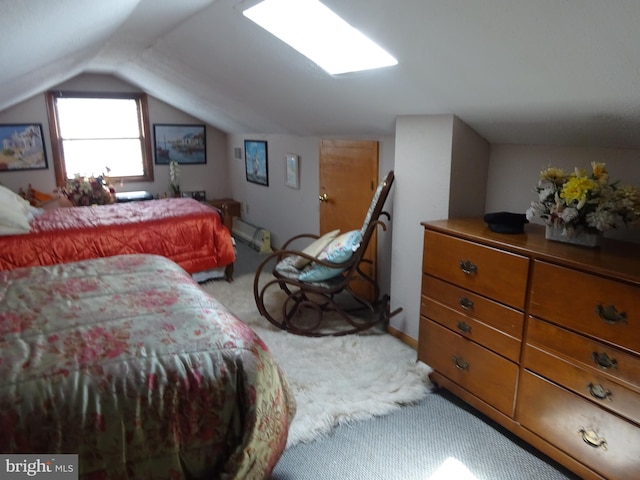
[
  {"xmin": 423, "ymin": 230, "xmax": 529, "ymax": 309},
  {"xmin": 527, "ymin": 318, "xmax": 640, "ymax": 390},
  {"xmin": 418, "ymin": 318, "xmax": 518, "ymax": 416},
  {"xmin": 524, "ymin": 342, "xmax": 640, "ymax": 424},
  {"xmin": 518, "ymin": 371, "xmax": 640, "ymax": 480},
  {"xmin": 530, "ymin": 260, "xmax": 640, "ymax": 354},
  {"xmin": 421, "ymin": 275, "xmax": 524, "ymax": 362}
]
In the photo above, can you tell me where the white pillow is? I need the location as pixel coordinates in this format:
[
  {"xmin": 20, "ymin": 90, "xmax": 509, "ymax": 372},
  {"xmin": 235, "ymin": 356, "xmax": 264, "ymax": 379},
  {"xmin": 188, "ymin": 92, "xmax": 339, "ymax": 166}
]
[
  {"xmin": 0, "ymin": 202, "xmax": 31, "ymax": 235},
  {"xmin": 26, "ymin": 205, "xmax": 45, "ymax": 221},
  {"xmin": 0, "ymin": 224, "xmax": 30, "ymax": 236},
  {"xmin": 0, "ymin": 185, "xmax": 30, "ymax": 215},
  {"xmin": 292, "ymin": 229, "xmax": 340, "ymax": 269}
]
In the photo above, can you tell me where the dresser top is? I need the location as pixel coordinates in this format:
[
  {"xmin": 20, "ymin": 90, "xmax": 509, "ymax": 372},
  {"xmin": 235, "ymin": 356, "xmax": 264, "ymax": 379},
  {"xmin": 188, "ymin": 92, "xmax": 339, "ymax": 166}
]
[{"xmin": 422, "ymin": 218, "xmax": 640, "ymax": 285}]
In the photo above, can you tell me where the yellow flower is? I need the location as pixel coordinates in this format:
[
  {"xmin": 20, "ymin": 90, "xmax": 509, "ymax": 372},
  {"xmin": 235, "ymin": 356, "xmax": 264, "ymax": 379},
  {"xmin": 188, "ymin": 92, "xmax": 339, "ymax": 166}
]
[
  {"xmin": 560, "ymin": 176, "xmax": 598, "ymax": 205},
  {"xmin": 540, "ymin": 167, "xmax": 568, "ymax": 184}
]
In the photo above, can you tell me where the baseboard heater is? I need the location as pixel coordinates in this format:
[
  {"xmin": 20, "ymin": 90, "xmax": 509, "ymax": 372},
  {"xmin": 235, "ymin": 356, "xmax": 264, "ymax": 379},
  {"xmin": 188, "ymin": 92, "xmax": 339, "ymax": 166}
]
[{"xmin": 232, "ymin": 217, "xmax": 273, "ymax": 254}]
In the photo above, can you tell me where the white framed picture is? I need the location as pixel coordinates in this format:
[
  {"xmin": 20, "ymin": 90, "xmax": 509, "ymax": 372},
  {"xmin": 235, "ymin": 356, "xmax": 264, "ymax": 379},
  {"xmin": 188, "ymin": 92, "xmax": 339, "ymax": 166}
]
[{"xmin": 285, "ymin": 154, "xmax": 299, "ymax": 189}]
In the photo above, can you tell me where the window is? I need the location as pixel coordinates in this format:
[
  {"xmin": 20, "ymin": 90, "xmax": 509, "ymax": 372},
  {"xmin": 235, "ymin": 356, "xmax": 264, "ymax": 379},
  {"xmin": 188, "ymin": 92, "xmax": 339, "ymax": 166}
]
[{"xmin": 46, "ymin": 91, "xmax": 154, "ymax": 186}]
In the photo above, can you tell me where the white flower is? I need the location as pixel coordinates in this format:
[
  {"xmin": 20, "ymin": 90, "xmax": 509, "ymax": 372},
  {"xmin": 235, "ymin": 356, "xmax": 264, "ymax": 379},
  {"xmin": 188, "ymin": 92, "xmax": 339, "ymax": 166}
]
[
  {"xmin": 526, "ymin": 202, "xmax": 546, "ymax": 221},
  {"xmin": 169, "ymin": 159, "xmax": 180, "ymax": 191},
  {"xmin": 587, "ymin": 210, "xmax": 618, "ymax": 231},
  {"xmin": 560, "ymin": 207, "xmax": 579, "ymax": 223},
  {"xmin": 537, "ymin": 185, "xmax": 555, "ymax": 202}
]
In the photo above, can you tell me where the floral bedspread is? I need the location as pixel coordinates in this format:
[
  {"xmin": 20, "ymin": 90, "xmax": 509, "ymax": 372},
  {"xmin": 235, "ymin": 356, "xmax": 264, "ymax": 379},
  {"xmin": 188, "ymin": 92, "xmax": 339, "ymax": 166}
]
[
  {"xmin": 0, "ymin": 254, "xmax": 295, "ymax": 479},
  {"xmin": 0, "ymin": 198, "xmax": 236, "ymax": 274}
]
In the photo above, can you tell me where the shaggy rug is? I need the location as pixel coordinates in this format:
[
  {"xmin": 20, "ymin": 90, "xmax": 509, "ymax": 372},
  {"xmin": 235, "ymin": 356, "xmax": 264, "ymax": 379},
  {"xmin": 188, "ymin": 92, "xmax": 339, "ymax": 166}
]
[{"xmin": 200, "ymin": 273, "xmax": 433, "ymax": 447}]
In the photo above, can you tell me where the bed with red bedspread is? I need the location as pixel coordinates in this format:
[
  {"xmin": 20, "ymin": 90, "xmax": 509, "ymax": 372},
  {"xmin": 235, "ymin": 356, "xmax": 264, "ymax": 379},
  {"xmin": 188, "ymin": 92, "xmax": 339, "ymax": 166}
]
[
  {"xmin": 0, "ymin": 197, "xmax": 236, "ymax": 279},
  {"xmin": 0, "ymin": 254, "xmax": 296, "ymax": 479}
]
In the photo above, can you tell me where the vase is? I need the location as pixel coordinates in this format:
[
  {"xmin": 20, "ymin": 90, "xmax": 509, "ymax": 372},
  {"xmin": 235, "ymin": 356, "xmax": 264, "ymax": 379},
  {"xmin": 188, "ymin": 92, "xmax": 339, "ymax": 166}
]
[{"xmin": 545, "ymin": 225, "xmax": 601, "ymax": 248}]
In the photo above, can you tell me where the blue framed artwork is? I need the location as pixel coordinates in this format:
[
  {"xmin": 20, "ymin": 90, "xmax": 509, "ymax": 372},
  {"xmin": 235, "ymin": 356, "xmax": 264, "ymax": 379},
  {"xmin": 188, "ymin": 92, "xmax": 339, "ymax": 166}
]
[
  {"xmin": 154, "ymin": 124, "xmax": 206, "ymax": 164},
  {"xmin": 244, "ymin": 140, "xmax": 269, "ymax": 186},
  {"xmin": 0, "ymin": 123, "xmax": 48, "ymax": 171}
]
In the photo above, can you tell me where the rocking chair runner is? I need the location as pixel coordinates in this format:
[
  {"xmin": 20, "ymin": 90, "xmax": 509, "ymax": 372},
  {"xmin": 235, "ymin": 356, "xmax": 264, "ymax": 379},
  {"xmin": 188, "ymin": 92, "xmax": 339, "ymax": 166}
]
[{"xmin": 253, "ymin": 171, "xmax": 402, "ymax": 336}]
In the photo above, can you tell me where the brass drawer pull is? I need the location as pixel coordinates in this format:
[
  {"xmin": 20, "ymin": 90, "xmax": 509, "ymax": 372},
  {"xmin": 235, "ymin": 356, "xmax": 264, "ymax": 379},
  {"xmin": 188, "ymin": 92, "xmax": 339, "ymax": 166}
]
[
  {"xmin": 592, "ymin": 352, "xmax": 617, "ymax": 370},
  {"xmin": 452, "ymin": 355, "xmax": 469, "ymax": 370},
  {"xmin": 596, "ymin": 304, "xmax": 627, "ymax": 325},
  {"xmin": 458, "ymin": 297, "xmax": 474, "ymax": 310},
  {"xmin": 458, "ymin": 259, "xmax": 478, "ymax": 275},
  {"xmin": 578, "ymin": 428, "xmax": 608, "ymax": 451},
  {"xmin": 586, "ymin": 382, "xmax": 612, "ymax": 401},
  {"xmin": 456, "ymin": 321, "xmax": 472, "ymax": 334}
]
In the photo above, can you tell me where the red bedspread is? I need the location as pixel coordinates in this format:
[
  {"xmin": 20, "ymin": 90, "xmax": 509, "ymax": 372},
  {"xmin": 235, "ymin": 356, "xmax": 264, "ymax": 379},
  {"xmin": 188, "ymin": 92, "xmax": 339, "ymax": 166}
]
[{"xmin": 0, "ymin": 198, "xmax": 235, "ymax": 274}]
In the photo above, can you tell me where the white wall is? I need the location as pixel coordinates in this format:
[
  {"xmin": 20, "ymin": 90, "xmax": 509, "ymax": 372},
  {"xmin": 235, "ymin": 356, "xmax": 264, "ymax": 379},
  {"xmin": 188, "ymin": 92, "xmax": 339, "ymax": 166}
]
[
  {"xmin": 0, "ymin": 74, "xmax": 231, "ymax": 201},
  {"xmin": 390, "ymin": 115, "xmax": 455, "ymax": 340},
  {"xmin": 450, "ymin": 117, "xmax": 490, "ymax": 216},
  {"xmin": 486, "ymin": 144, "xmax": 640, "ymax": 243}
]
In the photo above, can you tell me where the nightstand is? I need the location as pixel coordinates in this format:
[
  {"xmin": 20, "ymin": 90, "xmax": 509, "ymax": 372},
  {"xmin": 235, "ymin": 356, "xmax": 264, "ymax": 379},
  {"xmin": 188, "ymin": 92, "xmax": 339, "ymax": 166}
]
[{"xmin": 206, "ymin": 198, "xmax": 241, "ymax": 231}]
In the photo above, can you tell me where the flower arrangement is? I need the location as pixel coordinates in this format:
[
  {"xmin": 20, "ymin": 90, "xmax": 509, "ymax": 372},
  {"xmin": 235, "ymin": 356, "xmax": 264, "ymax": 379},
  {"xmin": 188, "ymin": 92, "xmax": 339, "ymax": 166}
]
[
  {"xmin": 526, "ymin": 162, "xmax": 640, "ymax": 236},
  {"xmin": 61, "ymin": 171, "xmax": 115, "ymax": 206},
  {"xmin": 169, "ymin": 159, "xmax": 180, "ymax": 196}
]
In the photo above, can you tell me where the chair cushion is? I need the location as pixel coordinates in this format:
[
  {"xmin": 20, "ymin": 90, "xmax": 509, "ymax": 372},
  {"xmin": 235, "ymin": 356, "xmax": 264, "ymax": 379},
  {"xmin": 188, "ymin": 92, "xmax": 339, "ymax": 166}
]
[
  {"xmin": 298, "ymin": 230, "xmax": 362, "ymax": 282},
  {"xmin": 291, "ymin": 229, "xmax": 340, "ymax": 268}
]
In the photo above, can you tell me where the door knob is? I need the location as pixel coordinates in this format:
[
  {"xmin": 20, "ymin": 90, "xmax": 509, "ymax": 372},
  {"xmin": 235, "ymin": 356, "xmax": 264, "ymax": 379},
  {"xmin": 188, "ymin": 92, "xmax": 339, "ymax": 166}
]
[{"xmin": 319, "ymin": 193, "xmax": 329, "ymax": 202}]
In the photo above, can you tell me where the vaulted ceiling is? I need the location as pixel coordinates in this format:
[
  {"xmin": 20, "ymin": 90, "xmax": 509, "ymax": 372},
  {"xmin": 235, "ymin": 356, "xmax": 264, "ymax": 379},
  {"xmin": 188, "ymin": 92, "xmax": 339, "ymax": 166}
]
[{"xmin": 2, "ymin": 0, "xmax": 640, "ymax": 148}]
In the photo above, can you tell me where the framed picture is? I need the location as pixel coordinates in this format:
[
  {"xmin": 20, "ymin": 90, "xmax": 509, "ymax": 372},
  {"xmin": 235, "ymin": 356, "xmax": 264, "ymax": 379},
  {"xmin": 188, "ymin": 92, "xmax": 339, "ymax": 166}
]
[
  {"xmin": 0, "ymin": 123, "xmax": 48, "ymax": 171},
  {"xmin": 285, "ymin": 154, "xmax": 299, "ymax": 189},
  {"xmin": 244, "ymin": 140, "xmax": 269, "ymax": 186},
  {"xmin": 154, "ymin": 124, "xmax": 206, "ymax": 164}
]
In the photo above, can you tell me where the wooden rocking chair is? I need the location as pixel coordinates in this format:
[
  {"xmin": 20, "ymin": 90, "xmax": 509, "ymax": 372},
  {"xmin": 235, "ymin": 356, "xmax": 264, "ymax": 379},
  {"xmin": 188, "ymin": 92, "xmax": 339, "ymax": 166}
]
[{"xmin": 253, "ymin": 171, "xmax": 402, "ymax": 336}]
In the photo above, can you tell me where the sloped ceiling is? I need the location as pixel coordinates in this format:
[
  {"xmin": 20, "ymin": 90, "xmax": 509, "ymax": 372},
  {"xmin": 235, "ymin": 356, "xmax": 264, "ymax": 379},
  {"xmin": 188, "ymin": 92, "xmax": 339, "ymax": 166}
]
[{"xmin": 2, "ymin": 0, "xmax": 640, "ymax": 148}]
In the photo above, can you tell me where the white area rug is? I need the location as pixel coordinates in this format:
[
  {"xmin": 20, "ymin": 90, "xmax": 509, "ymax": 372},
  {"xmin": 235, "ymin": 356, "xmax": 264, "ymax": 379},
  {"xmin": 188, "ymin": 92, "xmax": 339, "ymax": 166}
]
[{"xmin": 200, "ymin": 273, "xmax": 433, "ymax": 447}]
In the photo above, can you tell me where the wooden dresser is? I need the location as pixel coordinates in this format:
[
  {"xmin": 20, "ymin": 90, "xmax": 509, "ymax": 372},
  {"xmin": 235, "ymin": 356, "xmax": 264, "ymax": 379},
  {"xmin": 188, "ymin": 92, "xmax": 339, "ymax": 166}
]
[{"xmin": 418, "ymin": 218, "xmax": 640, "ymax": 480}]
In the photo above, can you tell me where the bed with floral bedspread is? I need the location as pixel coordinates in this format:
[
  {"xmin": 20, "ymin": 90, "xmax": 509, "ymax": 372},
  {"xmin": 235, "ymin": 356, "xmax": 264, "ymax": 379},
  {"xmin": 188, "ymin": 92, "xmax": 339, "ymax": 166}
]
[{"xmin": 0, "ymin": 254, "xmax": 295, "ymax": 479}]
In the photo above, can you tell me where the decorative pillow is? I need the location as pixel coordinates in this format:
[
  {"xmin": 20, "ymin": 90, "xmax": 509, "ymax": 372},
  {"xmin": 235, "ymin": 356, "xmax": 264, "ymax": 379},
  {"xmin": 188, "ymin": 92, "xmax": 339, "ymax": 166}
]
[
  {"xmin": 0, "ymin": 185, "xmax": 30, "ymax": 215},
  {"xmin": 291, "ymin": 229, "xmax": 340, "ymax": 269},
  {"xmin": 298, "ymin": 230, "xmax": 363, "ymax": 282},
  {"xmin": 0, "ymin": 202, "xmax": 31, "ymax": 235}
]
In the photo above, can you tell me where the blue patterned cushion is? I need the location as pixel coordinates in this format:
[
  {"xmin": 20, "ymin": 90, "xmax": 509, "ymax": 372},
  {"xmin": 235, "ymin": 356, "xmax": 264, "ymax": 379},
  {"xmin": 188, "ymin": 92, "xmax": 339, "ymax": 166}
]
[{"xmin": 298, "ymin": 230, "xmax": 362, "ymax": 282}]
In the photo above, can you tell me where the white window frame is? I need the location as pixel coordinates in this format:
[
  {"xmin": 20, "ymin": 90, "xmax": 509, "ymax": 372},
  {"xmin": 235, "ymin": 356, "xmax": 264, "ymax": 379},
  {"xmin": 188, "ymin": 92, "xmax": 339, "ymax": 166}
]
[{"xmin": 46, "ymin": 91, "xmax": 154, "ymax": 186}]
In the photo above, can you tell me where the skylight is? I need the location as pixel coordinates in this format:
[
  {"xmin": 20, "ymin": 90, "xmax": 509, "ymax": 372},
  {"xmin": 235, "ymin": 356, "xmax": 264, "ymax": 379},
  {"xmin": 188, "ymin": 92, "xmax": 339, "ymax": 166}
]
[{"xmin": 243, "ymin": 0, "xmax": 398, "ymax": 75}]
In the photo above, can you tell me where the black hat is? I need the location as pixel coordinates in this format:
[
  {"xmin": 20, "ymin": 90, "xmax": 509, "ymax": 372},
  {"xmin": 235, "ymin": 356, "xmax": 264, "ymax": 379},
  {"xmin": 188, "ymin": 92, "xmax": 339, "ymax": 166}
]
[{"xmin": 483, "ymin": 212, "xmax": 529, "ymax": 234}]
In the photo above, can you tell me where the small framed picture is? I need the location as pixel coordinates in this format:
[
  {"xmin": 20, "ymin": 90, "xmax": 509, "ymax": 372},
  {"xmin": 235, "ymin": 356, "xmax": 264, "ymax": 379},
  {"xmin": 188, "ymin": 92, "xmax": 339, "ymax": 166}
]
[
  {"xmin": 245, "ymin": 140, "xmax": 269, "ymax": 186},
  {"xmin": 0, "ymin": 124, "xmax": 48, "ymax": 171},
  {"xmin": 285, "ymin": 154, "xmax": 299, "ymax": 189}
]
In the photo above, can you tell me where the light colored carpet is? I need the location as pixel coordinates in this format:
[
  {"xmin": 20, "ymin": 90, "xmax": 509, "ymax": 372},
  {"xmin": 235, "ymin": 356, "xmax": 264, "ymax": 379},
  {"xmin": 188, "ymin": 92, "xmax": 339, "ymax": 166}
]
[{"xmin": 200, "ymin": 273, "xmax": 433, "ymax": 447}]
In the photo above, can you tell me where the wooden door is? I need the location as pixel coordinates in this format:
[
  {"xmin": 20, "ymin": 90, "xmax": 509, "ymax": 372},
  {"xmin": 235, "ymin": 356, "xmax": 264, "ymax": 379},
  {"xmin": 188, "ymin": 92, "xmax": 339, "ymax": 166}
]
[{"xmin": 319, "ymin": 139, "xmax": 378, "ymax": 300}]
